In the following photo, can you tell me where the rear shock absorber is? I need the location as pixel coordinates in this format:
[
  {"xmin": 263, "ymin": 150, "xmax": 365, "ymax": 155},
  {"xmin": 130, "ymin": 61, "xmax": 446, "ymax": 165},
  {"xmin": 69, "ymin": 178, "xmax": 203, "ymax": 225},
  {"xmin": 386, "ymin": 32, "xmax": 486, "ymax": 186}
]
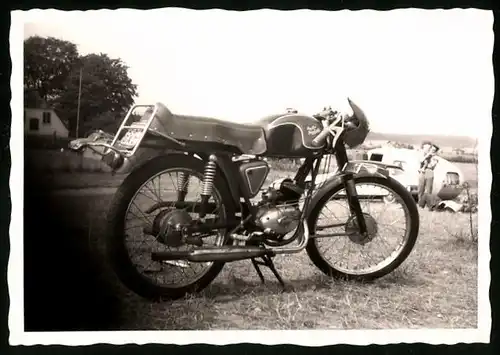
[
  {"xmin": 177, "ymin": 172, "xmax": 190, "ymax": 202},
  {"xmin": 199, "ymin": 154, "xmax": 217, "ymax": 220}
]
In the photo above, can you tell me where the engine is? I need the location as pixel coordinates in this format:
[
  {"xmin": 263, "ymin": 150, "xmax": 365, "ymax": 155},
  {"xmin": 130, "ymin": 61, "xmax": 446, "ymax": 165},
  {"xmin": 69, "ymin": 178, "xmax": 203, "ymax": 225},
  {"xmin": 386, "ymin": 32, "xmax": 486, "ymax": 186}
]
[{"xmin": 255, "ymin": 178, "xmax": 304, "ymax": 236}]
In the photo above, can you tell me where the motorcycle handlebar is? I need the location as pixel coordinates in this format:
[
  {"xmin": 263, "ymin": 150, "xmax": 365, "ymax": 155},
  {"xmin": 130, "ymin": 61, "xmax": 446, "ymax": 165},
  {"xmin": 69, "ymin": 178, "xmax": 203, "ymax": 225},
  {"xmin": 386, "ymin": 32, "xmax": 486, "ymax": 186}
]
[
  {"xmin": 314, "ymin": 111, "xmax": 356, "ymax": 128},
  {"xmin": 312, "ymin": 108, "xmax": 358, "ymax": 147}
]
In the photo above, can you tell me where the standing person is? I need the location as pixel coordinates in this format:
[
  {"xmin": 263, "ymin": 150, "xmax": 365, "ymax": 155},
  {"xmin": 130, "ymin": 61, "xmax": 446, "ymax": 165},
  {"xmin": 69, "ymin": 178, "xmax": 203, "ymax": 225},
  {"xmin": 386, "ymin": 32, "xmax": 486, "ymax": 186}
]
[
  {"xmin": 417, "ymin": 141, "xmax": 432, "ymax": 205},
  {"xmin": 418, "ymin": 143, "xmax": 440, "ymax": 209}
]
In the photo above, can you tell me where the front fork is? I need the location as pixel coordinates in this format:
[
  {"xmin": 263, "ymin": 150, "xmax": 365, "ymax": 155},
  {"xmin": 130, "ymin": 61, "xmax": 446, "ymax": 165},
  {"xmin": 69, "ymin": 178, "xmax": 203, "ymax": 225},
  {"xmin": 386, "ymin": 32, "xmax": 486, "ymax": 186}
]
[
  {"xmin": 342, "ymin": 174, "xmax": 368, "ymax": 235},
  {"xmin": 334, "ymin": 141, "xmax": 368, "ymax": 235}
]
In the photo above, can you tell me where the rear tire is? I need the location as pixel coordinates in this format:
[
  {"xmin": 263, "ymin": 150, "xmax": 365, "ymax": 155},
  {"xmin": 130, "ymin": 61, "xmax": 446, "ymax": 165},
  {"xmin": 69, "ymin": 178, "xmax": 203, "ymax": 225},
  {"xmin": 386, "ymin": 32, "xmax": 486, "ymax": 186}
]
[
  {"xmin": 306, "ymin": 175, "xmax": 419, "ymax": 281},
  {"xmin": 106, "ymin": 153, "xmax": 236, "ymax": 301}
]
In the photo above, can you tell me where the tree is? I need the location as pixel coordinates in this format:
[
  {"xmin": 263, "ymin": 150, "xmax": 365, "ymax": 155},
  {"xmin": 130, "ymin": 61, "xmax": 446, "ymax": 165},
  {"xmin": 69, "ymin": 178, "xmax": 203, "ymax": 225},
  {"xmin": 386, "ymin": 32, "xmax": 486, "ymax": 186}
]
[
  {"xmin": 24, "ymin": 36, "xmax": 138, "ymax": 137},
  {"xmin": 53, "ymin": 53, "xmax": 138, "ymax": 137},
  {"xmin": 24, "ymin": 36, "xmax": 80, "ymax": 102}
]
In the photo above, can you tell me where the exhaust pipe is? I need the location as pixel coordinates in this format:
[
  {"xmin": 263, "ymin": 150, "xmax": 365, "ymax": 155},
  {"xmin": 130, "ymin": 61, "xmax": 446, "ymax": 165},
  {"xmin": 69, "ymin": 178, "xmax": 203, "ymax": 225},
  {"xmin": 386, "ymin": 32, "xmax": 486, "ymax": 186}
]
[
  {"xmin": 150, "ymin": 221, "xmax": 310, "ymax": 263},
  {"xmin": 151, "ymin": 246, "xmax": 273, "ymax": 263}
]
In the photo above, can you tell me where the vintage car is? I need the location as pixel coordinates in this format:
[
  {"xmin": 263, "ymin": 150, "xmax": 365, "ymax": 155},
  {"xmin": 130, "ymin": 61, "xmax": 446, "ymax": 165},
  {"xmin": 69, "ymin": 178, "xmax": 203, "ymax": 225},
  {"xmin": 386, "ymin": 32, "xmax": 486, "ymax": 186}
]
[{"xmin": 306, "ymin": 146, "xmax": 465, "ymax": 203}]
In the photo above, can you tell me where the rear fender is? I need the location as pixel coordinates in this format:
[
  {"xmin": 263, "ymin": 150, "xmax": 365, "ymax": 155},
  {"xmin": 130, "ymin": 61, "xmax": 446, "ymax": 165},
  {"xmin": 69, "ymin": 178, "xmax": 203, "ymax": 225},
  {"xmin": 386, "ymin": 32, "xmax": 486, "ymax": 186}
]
[
  {"xmin": 108, "ymin": 147, "xmax": 177, "ymax": 175},
  {"xmin": 87, "ymin": 134, "xmax": 243, "ymax": 207},
  {"xmin": 125, "ymin": 151, "xmax": 241, "ymax": 208}
]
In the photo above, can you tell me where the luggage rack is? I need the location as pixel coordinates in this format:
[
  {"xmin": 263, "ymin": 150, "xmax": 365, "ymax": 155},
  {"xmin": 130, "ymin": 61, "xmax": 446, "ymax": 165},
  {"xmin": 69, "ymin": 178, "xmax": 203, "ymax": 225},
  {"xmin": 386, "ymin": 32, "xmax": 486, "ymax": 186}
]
[
  {"xmin": 68, "ymin": 103, "xmax": 173, "ymax": 159},
  {"xmin": 104, "ymin": 103, "xmax": 160, "ymax": 157}
]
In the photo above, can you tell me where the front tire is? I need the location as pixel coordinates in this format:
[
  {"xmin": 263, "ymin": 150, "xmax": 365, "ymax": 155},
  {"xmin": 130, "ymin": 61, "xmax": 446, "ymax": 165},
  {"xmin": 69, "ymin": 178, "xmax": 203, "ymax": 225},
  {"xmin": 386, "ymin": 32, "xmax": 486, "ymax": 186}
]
[
  {"xmin": 306, "ymin": 175, "xmax": 419, "ymax": 281},
  {"xmin": 106, "ymin": 153, "xmax": 236, "ymax": 301}
]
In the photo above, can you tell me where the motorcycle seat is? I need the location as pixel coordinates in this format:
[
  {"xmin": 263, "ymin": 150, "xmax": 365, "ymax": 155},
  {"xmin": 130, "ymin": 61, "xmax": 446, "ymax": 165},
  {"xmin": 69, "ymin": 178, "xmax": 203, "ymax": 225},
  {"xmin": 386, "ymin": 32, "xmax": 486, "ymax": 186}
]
[{"xmin": 164, "ymin": 113, "xmax": 268, "ymax": 155}]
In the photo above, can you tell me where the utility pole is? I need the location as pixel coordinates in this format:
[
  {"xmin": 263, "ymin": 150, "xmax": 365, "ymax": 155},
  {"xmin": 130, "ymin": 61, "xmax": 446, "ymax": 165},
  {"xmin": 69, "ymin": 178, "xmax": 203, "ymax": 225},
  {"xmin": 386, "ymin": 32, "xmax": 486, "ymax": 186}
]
[{"xmin": 76, "ymin": 66, "xmax": 83, "ymax": 138}]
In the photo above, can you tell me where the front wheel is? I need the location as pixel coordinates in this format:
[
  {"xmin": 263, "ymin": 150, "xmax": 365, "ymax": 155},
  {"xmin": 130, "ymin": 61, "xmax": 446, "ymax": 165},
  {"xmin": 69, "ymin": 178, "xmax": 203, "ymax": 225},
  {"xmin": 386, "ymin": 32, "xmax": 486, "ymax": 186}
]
[{"xmin": 306, "ymin": 175, "xmax": 419, "ymax": 281}]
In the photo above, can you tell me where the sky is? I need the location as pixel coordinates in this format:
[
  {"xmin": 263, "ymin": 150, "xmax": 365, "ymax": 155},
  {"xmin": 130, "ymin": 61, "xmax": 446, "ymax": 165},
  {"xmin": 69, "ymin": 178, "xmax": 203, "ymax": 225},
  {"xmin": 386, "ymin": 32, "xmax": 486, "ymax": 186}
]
[{"xmin": 21, "ymin": 8, "xmax": 493, "ymax": 137}]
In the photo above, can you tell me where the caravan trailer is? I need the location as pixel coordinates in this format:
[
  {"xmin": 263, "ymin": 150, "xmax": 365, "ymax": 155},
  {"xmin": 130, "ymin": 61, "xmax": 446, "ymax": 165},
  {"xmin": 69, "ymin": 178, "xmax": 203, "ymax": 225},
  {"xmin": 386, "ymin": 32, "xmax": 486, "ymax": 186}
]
[
  {"xmin": 306, "ymin": 146, "xmax": 465, "ymax": 203},
  {"xmin": 366, "ymin": 147, "xmax": 465, "ymax": 201}
]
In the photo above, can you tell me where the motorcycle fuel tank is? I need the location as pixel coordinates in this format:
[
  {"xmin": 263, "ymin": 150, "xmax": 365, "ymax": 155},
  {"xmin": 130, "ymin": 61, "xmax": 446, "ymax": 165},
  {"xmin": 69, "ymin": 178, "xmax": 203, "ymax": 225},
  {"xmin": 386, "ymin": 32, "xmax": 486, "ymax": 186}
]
[{"xmin": 258, "ymin": 113, "xmax": 326, "ymax": 158}]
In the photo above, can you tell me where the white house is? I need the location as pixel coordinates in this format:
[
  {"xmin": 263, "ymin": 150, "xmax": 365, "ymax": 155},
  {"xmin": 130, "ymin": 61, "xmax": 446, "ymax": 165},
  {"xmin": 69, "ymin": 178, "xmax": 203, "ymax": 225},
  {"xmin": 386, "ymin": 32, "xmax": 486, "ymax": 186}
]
[
  {"xmin": 24, "ymin": 88, "xmax": 69, "ymax": 138},
  {"xmin": 24, "ymin": 107, "xmax": 69, "ymax": 138}
]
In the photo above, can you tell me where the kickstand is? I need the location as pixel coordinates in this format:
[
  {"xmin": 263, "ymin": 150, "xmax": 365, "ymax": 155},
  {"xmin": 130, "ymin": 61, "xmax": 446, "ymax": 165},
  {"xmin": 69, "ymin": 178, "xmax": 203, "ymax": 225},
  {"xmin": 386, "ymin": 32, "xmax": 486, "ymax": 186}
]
[{"xmin": 251, "ymin": 255, "xmax": 286, "ymax": 290}]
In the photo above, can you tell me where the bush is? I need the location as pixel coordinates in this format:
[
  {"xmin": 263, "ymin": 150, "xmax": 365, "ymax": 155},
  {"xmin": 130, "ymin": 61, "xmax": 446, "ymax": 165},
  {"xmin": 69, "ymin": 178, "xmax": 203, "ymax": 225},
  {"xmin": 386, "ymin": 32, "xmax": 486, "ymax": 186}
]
[
  {"xmin": 458, "ymin": 183, "xmax": 478, "ymax": 213},
  {"xmin": 386, "ymin": 141, "xmax": 415, "ymax": 149},
  {"xmin": 26, "ymin": 149, "xmax": 109, "ymax": 174},
  {"xmin": 25, "ymin": 135, "xmax": 72, "ymax": 150},
  {"xmin": 452, "ymin": 229, "xmax": 478, "ymax": 248}
]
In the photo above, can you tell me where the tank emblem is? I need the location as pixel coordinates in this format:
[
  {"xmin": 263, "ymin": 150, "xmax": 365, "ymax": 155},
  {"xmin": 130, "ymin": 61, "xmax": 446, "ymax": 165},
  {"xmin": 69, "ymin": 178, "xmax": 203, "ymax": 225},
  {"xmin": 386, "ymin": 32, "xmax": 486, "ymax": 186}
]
[{"xmin": 306, "ymin": 125, "xmax": 321, "ymax": 136}]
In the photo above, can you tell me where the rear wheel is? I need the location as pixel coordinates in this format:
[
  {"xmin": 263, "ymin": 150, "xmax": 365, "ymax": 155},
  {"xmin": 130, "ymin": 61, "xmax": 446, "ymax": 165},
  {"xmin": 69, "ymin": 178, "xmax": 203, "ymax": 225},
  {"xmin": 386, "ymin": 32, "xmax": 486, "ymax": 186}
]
[
  {"xmin": 306, "ymin": 176, "xmax": 419, "ymax": 281},
  {"xmin": 106, "ymin": 154, "xmax": 235, "ymax": 300}
]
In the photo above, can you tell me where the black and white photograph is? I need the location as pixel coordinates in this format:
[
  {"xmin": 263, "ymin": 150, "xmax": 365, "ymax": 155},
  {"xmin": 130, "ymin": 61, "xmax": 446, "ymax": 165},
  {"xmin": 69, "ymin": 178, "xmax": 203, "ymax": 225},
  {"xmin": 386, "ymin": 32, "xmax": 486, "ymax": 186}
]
[{"xmin": 8, "ymin": 7, "xmax": 492, "ymax": 346}]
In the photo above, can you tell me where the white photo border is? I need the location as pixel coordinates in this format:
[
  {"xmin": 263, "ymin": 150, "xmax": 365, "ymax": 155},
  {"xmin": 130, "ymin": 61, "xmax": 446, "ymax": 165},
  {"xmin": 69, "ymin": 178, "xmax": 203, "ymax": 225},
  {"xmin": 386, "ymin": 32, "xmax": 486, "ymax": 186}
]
[{"xmin": 8, "ymin": 8, "xmax": 492, "ymax": 346}]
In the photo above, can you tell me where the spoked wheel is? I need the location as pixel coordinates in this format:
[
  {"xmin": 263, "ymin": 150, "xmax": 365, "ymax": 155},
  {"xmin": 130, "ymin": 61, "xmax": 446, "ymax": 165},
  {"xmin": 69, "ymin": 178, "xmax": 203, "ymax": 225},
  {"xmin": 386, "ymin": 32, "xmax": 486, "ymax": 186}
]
[
  {"xmin": 383, "ymin": 192, "xmax": 396, "ymax": 204},
  {"xmin": 106, "ymin": 154, "xmax": 235, "ymax": 300},
  {"xmin": 306, "ymin": 176, "xmax": 419, "ymax": 281}
]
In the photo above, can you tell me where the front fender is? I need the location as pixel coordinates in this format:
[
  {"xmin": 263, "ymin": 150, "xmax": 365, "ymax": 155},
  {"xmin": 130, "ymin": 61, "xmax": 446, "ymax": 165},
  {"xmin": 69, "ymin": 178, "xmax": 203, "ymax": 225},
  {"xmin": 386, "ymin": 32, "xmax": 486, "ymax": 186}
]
[
  {"xmin": 307, "ymin": 159, "xmax": 401, "ymax": 186},
  {"xmin": 306, "ymin": 161, "xmax": 402, "ymax": 219},
  {"xmin": 342, "ymin": 160, "xmax": 403, "ymax": 177}
]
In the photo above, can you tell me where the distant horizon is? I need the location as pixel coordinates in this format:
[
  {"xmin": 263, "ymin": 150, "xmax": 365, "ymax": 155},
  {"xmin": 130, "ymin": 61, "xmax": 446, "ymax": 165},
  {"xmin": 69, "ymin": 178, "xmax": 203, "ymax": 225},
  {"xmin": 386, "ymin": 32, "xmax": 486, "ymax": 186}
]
[{"xmin": 367, "ymin": 130, "xmax": 478, "ymax": 141}]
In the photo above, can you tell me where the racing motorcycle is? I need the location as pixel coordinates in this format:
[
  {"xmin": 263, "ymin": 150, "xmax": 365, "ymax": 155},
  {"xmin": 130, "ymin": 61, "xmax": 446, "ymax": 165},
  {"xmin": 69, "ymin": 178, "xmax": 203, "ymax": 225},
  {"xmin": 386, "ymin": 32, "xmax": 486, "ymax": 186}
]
[{"xmin": 68, "ymin": 98, "xmax": 419, "ymax": 300}]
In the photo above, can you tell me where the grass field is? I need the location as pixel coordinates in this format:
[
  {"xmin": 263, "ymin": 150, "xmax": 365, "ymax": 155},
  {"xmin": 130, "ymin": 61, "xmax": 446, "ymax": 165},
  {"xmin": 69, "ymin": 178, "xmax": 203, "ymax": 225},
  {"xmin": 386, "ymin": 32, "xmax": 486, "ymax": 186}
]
[
  {"xmin": 23, "ymin": 133, "xmax": 480, "ymax": 331},
  {"xmin": 40, "ymin": 171, "xmax": 478, "ymax": 331}
]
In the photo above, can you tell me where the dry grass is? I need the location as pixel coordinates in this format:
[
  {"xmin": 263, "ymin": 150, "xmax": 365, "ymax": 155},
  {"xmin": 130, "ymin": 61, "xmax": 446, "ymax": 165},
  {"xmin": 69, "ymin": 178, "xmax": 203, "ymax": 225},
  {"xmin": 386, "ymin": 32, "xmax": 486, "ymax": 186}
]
[
  {"xmin": 118, "ymin": 210, "xmax": 477, "ymax": 330},
  {"xmin": 53, "ymin": 188, "xmax": 478, "ymax": 331},
  {"xmin": 26, "ymin": 149, "xmax": 111, "ymax": 173},
  {"xmin": 35, "ymin": 172, "xmax": 124, "ymax": 190}
]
